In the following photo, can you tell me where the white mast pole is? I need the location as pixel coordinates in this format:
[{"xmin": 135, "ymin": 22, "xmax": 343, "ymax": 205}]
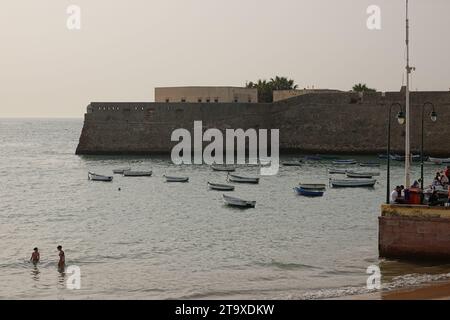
[{"xmin": 405, "ymin": 0, "xmax": 411, "ymax": 187}]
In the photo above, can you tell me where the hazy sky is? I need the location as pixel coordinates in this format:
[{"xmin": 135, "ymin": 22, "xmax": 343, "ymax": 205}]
[{"xmin": 0, "ymin": 0, "xmax": 449, "ymax": 117}]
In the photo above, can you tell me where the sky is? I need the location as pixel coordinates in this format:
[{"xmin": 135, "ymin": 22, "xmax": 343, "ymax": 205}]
[{"xmin": 0, "ymin": 0, "xmax": 449, "ymax": 117}]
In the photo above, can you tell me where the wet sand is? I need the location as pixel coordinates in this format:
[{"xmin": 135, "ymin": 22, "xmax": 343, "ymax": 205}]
[{"xmin": 336, "ymin": 281, "xmax": 450, "ymax": 300}]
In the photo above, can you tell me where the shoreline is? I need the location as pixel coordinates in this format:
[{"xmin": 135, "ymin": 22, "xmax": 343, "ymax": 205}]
[{"xmin": 336, "ymin": 280, "xmax": 450, "ymax": 300}]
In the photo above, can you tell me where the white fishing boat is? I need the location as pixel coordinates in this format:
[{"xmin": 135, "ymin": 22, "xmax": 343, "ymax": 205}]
[
  {"xmin": 123, "ymin": 170, "xmax": 152, "ymax": 177},
  {"xmin": 207, "ymin": 182, "xmax": 235, "ymax": 191},
  {"xmin": 359, "ymin": 162, "xmax": 381, "ymax": 167},
  {"xmin": 299, "ymin": 183, "xmax": 327, "ymax": 191},
  {"xmin": 346, "ymin": 172, "xmax": 375, "ymax": 179},
  {"xmin": 332, "ymin": 159, "xmax": 357, "ymax": 165},
  {"xmin": 347, "ymin": 171, "xmax": 381, "ymax": 177},
  {"xmin": 211, "ymin": 164, "xmax": 236, "ymax": 172},
  {"xmin": 113, "ymin": 168, "xmax": 131, "ymax": 174},
  {"xmin": 428, "ymin": 157, "xmax": 450, "ymax": 164},
  {"xmin": 88, "ymin": 172, "xmax": 113, "ymax": 182},
  {"xmin": 328, "ymin": 168, "xmax": 348, "ymax": 174},
  {"xmin": 227, "ymin": 173, "xmax": 260, "ymax": 184},
  {"xmin": 223, "ymin": 194, "xmax": 256, "ymax": 208},
  {"xmin": 164, "ymin": 175, "xmax": 189, "ymax": 182},
  {"xmin": 330, "ymin": 179, "xmax": 376, "ymax": 188}
]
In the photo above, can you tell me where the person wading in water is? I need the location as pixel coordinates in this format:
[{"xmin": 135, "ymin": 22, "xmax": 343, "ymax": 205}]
[
  {"xmin": 57, "ymin": 245, "xmax": 65, "ymax": 270},
  {"xmin": 30, "ymin": 247, "xmax": 40, "ymax": 264}
]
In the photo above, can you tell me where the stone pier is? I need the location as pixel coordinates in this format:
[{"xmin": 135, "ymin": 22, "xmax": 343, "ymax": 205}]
[{"xmin": 379, "ymin": 204, "xmax": 450, "ymax": 261}]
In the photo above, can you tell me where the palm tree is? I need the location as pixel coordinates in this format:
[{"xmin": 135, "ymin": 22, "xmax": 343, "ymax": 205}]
[
  {"xmin": 246, "ymin": 76, "xmax": 298, "ymax": 102},
  {"xmin": 352, "ymin": 83, "xmax": 376, "ymax": 93}
]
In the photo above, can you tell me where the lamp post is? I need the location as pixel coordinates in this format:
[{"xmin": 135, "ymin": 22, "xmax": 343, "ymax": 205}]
[
  {"xmin": 386, "ymin": 103, "xmax": 406, "ymax": 204},
  {"xmin": 420, "ymin": 101, "xmax": 437, "ymax": 190}
]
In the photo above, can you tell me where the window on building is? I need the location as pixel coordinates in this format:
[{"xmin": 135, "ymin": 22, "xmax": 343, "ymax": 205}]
[
  {"xmin": 181, "ymin": 98, "xmax": 186, "ymax": 103},
  {"xmin": 198, "ymin": 98, "xmax": 202, "ymax": 103},
  {"xmin": 165, "ymin": 98, "xmax": 170, "ymax": 103},
  {"xmin": 206, "ymin": 98, "xmax": 210, "ymax": 103},
  {"xmin": 214, "ymin": 98, "xmax": 219, "ymax": 103},
  {"xmin": 234, "ymin": 97, "xmax": 239, "ymax": 103}
]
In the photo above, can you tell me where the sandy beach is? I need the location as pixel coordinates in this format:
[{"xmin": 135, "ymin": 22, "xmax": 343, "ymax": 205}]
[{"xmin": 339, "ymin": 281, "xmax": 450, "ymax": 300}]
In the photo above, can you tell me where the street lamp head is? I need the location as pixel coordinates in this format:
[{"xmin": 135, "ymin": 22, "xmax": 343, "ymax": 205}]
[
  {"xmin": 397, "ymin": 111, "xmax": 406, "ymax": 125},
  {"xmin": 431, "ymin": 111, "xmax": 437, "ymax": 122}
]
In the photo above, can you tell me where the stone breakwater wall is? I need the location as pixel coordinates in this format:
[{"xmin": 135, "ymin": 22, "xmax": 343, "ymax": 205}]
[{"xmin": 75, "ymin": 91, "xmax": 450, "ymax": 155}]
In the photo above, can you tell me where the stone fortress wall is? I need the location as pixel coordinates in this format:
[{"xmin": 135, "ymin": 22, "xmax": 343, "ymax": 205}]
[{"xmin": 76, "ymin": 91, "xmax": 450, "ymax": 155}]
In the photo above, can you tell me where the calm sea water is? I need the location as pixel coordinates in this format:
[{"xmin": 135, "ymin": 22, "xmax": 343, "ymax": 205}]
[{"xmin": 0, "ymin": 118, "xmax": 449, "ymax": 300}]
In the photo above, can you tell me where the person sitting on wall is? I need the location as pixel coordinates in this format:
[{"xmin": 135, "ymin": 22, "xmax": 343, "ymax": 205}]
[
  {"xmin": 445, "ymin": 166, "xmax": 450, "ymax": 179},
  {"xmin": 391, "ymin": 186, "xmax": 405, "ymax": 204},
  {"xmin": 432, "ymin": 172, "xmax": 441, "ymax": 187}
]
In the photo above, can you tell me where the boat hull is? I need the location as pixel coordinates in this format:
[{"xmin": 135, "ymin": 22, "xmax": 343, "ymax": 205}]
[
  {"xmin": 223, "ymin": 195, "xmax": 256, "ymax": 208},
  {"xmin": 208, "ymin": 182, "xmax": 235, "ymax": 191},
  {"xmin": 331, "ymin": 179, "xmax": 376, "ymax": 188},
  {"xmin": 294, "ymin": 187, "xmax": 324, "ymax": 197}
]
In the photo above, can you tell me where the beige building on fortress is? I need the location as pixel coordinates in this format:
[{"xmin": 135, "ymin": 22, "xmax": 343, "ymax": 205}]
[{"xmin": 155, "ymin": 86, "xmax": 258, "ymax": 103}]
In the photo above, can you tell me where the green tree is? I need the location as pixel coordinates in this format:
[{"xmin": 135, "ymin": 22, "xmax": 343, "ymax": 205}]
[
  {"xmin": 352, "ymin": 83, "xmax": 376, "ymax": 93},
  {"xmin": 246, "ymin": 76, "xmax": 297, "ymax": 103}
]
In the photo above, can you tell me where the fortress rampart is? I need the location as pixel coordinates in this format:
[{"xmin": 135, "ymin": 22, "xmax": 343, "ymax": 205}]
[{"xmin": 75, "ymin": 91, "xmax": 450, "ymax": 155}]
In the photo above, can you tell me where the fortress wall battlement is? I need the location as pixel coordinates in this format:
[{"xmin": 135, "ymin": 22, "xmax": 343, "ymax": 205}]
[{"xmin": 76, "ymin": 91, "xmax": 450, "ymax": 155}]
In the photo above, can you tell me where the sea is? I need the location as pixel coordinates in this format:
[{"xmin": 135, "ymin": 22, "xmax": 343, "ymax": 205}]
[{"xmin": 0, "ymin": 118, "xmax": 449, "ymax": 299}]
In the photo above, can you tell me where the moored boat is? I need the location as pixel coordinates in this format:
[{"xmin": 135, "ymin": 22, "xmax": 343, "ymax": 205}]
[
  {"xmin": 347, "ymin": 170, "xmax": 380, "ymax": 176},
  {"xmin": 164, "ymin": 175, "xmax": 189, "ymax": 182},
  {"xmin": 428, "ymin": 157, "xmax": 450, "ymax": 164},
  {"xmin": 207, "ymin": 182, "xmax": 235, "ymax": 191},
  {"xmin": 227, "ymin": 174, "xmax": 259, "ymax": 184},
  {"xmin": 294, "ymin": 187, "xmax": 324, "ymax": 197},
  {"xmin": 359, "ymin": 162, "xmax": 380, "ymax": 167},
  {"xmin": 113, "ymin": 168, "xmax": 131, "ymax": 174},
  {"xmin": 123, "ymin": 170, "xmax": 152, "ymax": 177},
  {"xmin": 282, "ymin": 160, "xmax": 302, "ymax": 167},
  {"xmin": 332, "ymin": 159, "xmax": 356, "ymax": 165},
  {"xmin": 88, "ymin": 172, "xmax": 113, "ymax": 182},
  {"xmin": 223, "ymin": 194, "xmax": 256, "ymax": 208},
  {"xmin": 299, "ymin": 183, "xmax": 327, "ymax": 191},
  {"xmin": 346, "ymin": 172, "xmax": 375, "ymax": 179},
  {"xmin": 328, "ymin": 168, "xmax": 348, "ymax": 174},
  {"xmin": 211, "ymin": 164, "xmax": 236, "ymax": 172},
  {"xmin": 330, "ymin": 179, "xmax": 376, "ymax": 188}
]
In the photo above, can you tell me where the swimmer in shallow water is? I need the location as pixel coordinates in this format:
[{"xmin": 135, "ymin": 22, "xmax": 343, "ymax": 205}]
[
  {"xmin": 57, "ymin": 245, "xmax": 65, "ymax": 270},
  {"xmin": 30, "ymin": 247, "xmax": 40, "ymax": 264}
]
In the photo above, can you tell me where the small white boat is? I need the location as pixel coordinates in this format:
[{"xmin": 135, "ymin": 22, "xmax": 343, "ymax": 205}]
[
  {"xmin": 347, "ymin": 171, "xmax": 381, "ymax": 177},
  {"xmin": 164, "ymin": 175, "xmax": 189, "ymax": 182},
  {"xmin": 113, "ymin": 168, "xmax": 131, "ymax": 174},
  {"xmin": 123, "ymin": 170, "xmax": 152, "ymax": 177},
  {"xmin": 299, "ymin": 183, "xmax": 327, "ymax": 191},
  {"xmin": 228, "ymin": 174, "xmax": 260, "ymax": 184},
  {"xmin": 428, "ymin": 157, "xmax": 450, "ymax": 164},
  {"xmin": 223, "ymin": 194, "xmax": 256, "ymax": 208},
  {"xmin": 282, "ymin": 160, "xmax": 302, "ymax": 167},
  {"xmin": 328, "ymin": 168, "xmax": 348, "ymax": 174},
  {"xmin": 88, "ymin": 172, "xmax": 113, "ymax": 182},
  {"xmin": 333, "ymin": 159, "xmax": 356, "ymax": 165},
  {"xmin": 359, "ymin": 162, "xmax": 380, "ymax": 167},
  {"xmin": 330, "ymin": 179, "xmax": 376, "ymax": 188},
  {"xmin": 208, "ymin": 182, "xmax": 235, "ymax": 191},
  {"xmin": 211, "ymin": 164, "xmax": 236, "ymax": 172},
  {"xmin": 346, "ymin": 172, "xmax": 375, "ymax": 179}
]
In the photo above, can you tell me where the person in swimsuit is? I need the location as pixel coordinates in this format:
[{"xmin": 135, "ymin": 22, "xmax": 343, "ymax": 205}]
[
  {"xmin": 57, "ymin": 245, "xmax": 65, "ymax": 270},
  {"xmin": 30, "ymin": 247, "xmax": 40, "ymax": 264}
]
